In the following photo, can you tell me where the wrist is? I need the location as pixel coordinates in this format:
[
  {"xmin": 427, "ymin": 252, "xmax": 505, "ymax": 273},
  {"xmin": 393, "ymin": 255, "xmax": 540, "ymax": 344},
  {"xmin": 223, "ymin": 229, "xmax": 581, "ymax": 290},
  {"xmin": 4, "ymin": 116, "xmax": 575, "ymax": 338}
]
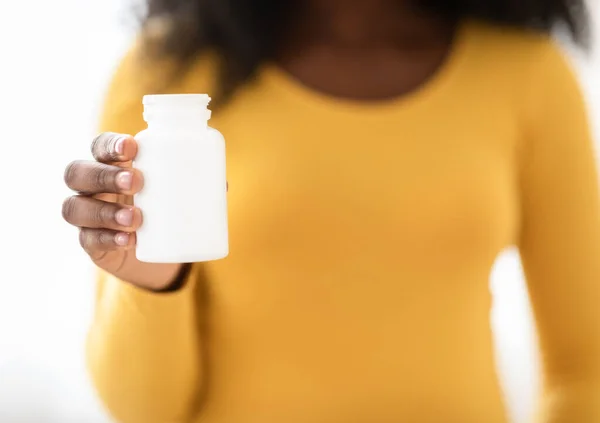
[
  {"xmin": 152, "ymin": 263, "xmax": 192, "ymax": 293},
  {"xmin": 112, "ymin": 260, "xmax": 190, "ymax": 292}
]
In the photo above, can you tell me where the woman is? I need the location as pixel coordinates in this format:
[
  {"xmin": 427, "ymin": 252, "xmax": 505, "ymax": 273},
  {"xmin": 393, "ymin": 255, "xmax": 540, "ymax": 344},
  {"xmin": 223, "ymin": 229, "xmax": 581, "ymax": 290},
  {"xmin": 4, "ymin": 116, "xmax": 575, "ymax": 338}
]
[{"xmin": 62, "ymin": 1, "xmax": 599, "ymax": 422}]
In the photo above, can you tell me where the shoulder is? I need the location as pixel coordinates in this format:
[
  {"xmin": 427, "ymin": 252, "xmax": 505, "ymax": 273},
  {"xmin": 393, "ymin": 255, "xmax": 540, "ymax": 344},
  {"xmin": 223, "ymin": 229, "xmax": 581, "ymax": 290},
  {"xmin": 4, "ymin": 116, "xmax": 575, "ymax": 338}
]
[
  {"xmin": 465, "ymin": 20, "xmax": 577, "ymax": 80},
  {"xmin": 466, "ymin": 23, "xmax": 591, "ymax": 160},
  {"xmin": 99, "ymin": 38, "xmax": 218, "ymax": 134},
  {"xmin": 462, "ymin": 20, "xmax": 583, "ymax": 118}
]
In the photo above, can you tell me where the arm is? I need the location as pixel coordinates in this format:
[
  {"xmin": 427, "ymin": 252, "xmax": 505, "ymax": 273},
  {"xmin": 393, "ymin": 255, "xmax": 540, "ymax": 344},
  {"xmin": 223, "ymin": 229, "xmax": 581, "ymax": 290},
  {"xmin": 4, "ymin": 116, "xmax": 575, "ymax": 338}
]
[
  {"xmin": 86, "ymin": 46, "xmax": 206, "ymax": 423},
  {"xmin": 518, "ymin": 40, "xmax": 600, "ymax": 422},
  {"xmin": 87, "ymin": 267, "xmax": 205, "ymax": 423}
]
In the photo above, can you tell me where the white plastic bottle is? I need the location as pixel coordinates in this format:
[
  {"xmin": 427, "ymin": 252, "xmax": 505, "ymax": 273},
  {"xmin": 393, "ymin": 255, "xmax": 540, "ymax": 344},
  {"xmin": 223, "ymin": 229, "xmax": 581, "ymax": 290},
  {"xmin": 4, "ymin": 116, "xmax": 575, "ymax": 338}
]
[{"xmin": 134, "ymin": 94, "xmax": 228, "ymax": 263}]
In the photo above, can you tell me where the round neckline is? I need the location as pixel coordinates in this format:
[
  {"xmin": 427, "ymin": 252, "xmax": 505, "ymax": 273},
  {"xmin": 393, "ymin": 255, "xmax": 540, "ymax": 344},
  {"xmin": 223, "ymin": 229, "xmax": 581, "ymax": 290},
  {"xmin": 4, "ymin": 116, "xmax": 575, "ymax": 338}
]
[{"xmin": 260, "ymin": 19, "xmax": 474, "ymax": 116}]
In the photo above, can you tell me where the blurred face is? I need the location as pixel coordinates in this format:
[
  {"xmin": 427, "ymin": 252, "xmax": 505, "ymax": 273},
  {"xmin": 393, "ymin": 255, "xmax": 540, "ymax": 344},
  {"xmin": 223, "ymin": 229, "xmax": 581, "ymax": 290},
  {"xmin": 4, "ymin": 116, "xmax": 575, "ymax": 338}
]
[{"xmin": 286, "ymin": 0, "xmax": 434, "ymax": 43}]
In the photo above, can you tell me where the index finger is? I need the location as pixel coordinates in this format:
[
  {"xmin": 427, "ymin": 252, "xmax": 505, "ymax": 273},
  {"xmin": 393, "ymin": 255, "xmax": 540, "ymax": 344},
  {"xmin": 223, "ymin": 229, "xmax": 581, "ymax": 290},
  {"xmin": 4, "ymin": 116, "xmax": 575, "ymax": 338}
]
[{"xmin": 91, "ymin": 132, "xmax": 138, "ymax": 164}]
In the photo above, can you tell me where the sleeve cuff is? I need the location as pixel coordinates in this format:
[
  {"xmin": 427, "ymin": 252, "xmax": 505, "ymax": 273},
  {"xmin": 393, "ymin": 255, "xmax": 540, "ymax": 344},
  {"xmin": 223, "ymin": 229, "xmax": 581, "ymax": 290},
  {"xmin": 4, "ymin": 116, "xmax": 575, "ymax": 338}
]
[
  {"xmin": 152, "ymin": 263, "xmax": 193, "ymax": 293},
  {"xmin": 96, "ymin": 263, "xmax": 200, "ymax": 317}
]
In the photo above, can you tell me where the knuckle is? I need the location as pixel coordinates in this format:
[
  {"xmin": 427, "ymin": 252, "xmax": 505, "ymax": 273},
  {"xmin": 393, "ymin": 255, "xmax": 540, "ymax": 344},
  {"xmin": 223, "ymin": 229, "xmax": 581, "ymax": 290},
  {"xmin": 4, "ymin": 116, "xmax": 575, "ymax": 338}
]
[
  {"xmin": 61, "ymin": 196, "xmax": 77, "ymax": 223},
  {"xmin": 79, "ymin": 229, "xmax": 98, "ymax": 251},
  {"xmin": 79, "ymin": 229, "xmax": 115, "ymax": 253},
  {"xmin": 91, "ymin": 133, "xmax": 107, "ymax": 158},
  {"xmin": 63, "ymin": 161, "xmax": 81, "ymax": 188},
  {"xmin": 78, "ymin": 229, "xmax": 90, "ymax": 250},
  {"xmin": 93, "ymin": 165, "xmax": 114, "ymax": 190},
  {"xmin": 88, "ymin": 164, "xmax": 114, "ymax": 191},
  {"xmin": 99, "ymin": 231, "xmax": 115, "ymax": 245},
  {"xmin": 91, "ymin": 201, "xmax": 114, "ymax": 226},
  {"xmin": 92, "ymin": 132, "xmax": 120, "ymax": 161},
  {"xmin": 104, "ymin": 135, "xmax": 117, "ymax": 158}
]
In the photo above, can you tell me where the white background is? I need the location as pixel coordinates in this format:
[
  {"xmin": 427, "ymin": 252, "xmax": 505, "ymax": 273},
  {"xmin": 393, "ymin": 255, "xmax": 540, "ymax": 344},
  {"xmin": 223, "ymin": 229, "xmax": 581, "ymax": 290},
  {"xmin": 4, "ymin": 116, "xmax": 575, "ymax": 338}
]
[{"xmin": 0, "ymin": 1, "xmax": 598, "ymax": 422}]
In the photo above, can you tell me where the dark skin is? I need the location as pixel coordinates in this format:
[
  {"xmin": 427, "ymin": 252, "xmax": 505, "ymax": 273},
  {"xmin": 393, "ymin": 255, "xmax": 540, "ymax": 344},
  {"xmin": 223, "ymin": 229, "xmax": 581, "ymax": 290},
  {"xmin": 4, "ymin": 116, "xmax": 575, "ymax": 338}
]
[{"xmin": 63, "ymin": 0, "xmax": 452, "ymax": 290}]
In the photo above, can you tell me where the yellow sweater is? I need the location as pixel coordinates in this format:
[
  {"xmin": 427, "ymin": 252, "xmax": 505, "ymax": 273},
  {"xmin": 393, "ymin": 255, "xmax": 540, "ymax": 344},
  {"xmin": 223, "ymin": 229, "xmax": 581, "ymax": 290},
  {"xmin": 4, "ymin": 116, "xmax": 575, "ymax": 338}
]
[{"xmin": 87, "ymin": 21, "xmax": 600, "ymax": 423}]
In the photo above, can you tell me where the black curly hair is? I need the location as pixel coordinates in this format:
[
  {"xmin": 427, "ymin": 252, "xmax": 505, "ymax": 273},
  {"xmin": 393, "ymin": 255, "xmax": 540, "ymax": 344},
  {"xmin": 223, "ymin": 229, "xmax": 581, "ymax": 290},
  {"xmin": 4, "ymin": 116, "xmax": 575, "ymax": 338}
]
[{"xmin": 140, "ymin": 0, "xmax": 590, "ymax": 104}]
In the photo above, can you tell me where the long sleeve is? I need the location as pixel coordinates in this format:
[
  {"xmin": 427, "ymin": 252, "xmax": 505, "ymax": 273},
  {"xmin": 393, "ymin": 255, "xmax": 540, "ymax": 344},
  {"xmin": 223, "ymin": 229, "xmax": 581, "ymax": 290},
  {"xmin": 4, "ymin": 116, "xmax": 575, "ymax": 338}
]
[
  {"xmin": 86, "ymin": 45, "xmax": 210, "ymax": 423},
  {"xmin": 518, "ymin": 40, "xmax": 600, "ymax": 422},
  {"xmin": 87, "ymin": 268, "xmax": 205, "ymax": 423}
]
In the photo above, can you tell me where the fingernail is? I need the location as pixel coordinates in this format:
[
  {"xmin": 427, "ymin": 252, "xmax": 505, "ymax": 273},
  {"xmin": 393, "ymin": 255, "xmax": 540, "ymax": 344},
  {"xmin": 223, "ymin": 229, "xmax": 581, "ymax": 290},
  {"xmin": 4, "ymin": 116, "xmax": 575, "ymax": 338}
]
[
  {"xmin": 115, "ymin": 232, "xmax": 130, "ymax": 246},
  {"xmin": 115, "ymin": 137, "xmax": 126, "ymax": 155},
  {"xmin": 116, "ymin": 171, "xmax": 132, "ymax": 191},
  {"xmin": 115, "ymin": 208, "xmax": 133, "ymax": 227}
]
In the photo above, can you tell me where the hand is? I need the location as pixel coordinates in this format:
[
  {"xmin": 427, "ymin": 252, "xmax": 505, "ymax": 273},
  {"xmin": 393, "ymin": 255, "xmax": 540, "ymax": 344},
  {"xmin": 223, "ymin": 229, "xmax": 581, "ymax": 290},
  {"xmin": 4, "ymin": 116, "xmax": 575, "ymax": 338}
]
[{"xmin": 62, "ymin": 133, "xmax": 184, "ymax": 291}]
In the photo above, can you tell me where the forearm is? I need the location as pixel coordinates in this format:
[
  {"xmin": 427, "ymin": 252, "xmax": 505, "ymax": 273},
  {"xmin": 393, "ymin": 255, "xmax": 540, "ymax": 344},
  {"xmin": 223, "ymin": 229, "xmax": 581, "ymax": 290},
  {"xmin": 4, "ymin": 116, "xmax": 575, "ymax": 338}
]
[{"xmin": 86, "ymin": 267, "xmax": 203, "ymax": 423}]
